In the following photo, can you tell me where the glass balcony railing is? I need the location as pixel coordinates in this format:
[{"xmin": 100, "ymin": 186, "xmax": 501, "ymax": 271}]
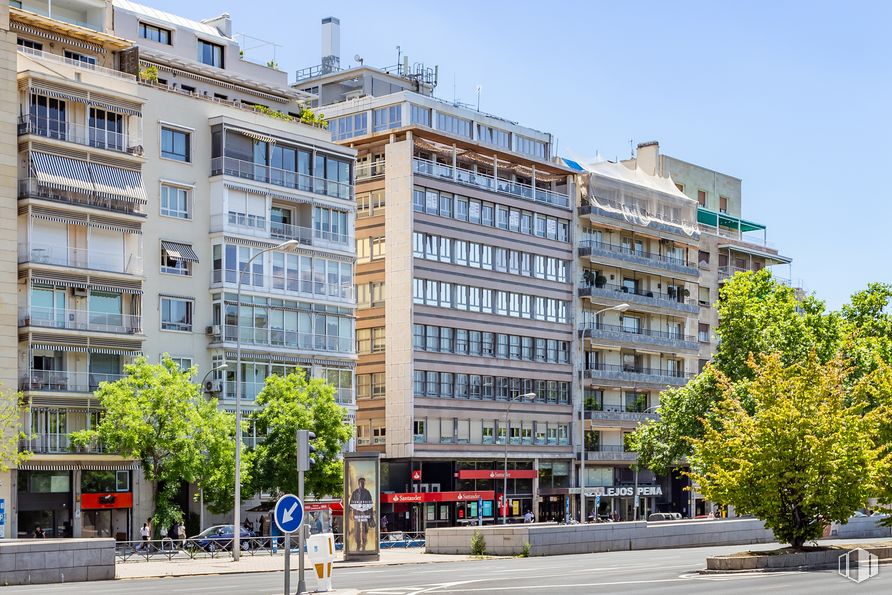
[
  {"xmin": 19, "ymin": 241, "xmax": 143, "ymax": 275},
  {"xmin": 218, "ymin": 324, "xmax": 353, "ymax": 354},
  {"xmin": 585, "ymin": 363, "xmax": 693, "ymax": 387},
  {"xmin": 20, "ymin": 369, "xmax": 125, "ymax": 393},
  {"xmin": 211, "ymin": 156, "xmax": 352, "ymax": 200},
  {"xmin": 20, "ymin": 434, "xmax": 105, "ymax": 454},
  {"xmin": 210, "ymin": 212, "xmax": 351, "ymax": 248},
  {"xmin": 20, "ymin": 307, "xmax": 142, "ymax": 334},
  {"xmin": 412, "ymin": 156, "xmax": 570, "ymax": 208},
  {"xmin": 355, "ymin": 160, "xmax": 386, "ymax": 181},
  {"xmin": 19, "ymin": 179, "xmax": 146, "ymax": 216},
  {"xmin": 18, "ymin": 115, "xmax": 141, "ymax": 154},
  {"xmin": 18, "ymin": 46, "xmax": 135, "ymax": 81}
]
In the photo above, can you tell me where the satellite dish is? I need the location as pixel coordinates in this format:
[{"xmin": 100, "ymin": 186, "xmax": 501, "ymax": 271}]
[{"xmin": 354, "ymin": 54, "xmax": 364, "ymax": 65}]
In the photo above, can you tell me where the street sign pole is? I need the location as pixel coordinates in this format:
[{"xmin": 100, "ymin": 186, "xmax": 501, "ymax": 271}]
[
  {"xmin": 297, "ymin": 468, "xmax": 306, "ymax": 595},
  {"xmin": 284, "ymin": 533, "xmax": 290, "ymax": 595}
]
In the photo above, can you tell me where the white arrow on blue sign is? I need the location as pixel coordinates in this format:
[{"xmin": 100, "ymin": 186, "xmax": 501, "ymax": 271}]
[{"xmin": 274, "ymin": 493, "xmax": 304, "ymax": 534}]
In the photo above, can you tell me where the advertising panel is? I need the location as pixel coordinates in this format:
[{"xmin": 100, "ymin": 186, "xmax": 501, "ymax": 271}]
[{"xmin": 344, "ymin": 453, "xmax": 380, "ymax": 560}]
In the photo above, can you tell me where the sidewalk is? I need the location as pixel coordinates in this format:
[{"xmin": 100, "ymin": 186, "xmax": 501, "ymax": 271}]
[{"xmin": 115, "ymin": 548, "xmax": 474, "ymax": 580}]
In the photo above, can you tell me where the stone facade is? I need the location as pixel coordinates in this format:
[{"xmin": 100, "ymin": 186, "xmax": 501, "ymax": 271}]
[{"xmin": 0, "ymin": 538, "xmax": 114, "ymax": 585}]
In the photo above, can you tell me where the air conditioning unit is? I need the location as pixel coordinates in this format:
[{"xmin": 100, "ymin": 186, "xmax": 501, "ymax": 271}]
[
  {"xmin": 206, "ymin": 325, "xmax": 221, "ymax": 336},
  {"xmin": 205, "ymin": 379, "xmax": 223, "ymax": 393},
  {"xmin": 72, "ymin": 287, "xmax": 89, "ymax": 297}
]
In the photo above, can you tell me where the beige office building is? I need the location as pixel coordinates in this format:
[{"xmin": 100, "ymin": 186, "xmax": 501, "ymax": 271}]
[
  {"xmin": 295, "ymin": 22, "xmax": 579, "ymax": 527},
  {"xmin": 9, "ymin": 0, "xmax": 356, "ymax": 540}
]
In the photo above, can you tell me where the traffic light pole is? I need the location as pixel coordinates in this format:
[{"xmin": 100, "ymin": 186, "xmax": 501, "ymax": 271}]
[{"xmin": 297, "ymin": 467, "xmax": 306, "ymax": 595}]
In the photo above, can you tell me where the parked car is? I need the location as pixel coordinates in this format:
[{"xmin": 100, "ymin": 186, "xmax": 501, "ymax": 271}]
[
  {"xmin": 647, "ymin": 512, "xmax": 682, "ymax": 522},
  {"xmin": 187, "ymin": 525, "xmax": 255, "ymax": 552}
]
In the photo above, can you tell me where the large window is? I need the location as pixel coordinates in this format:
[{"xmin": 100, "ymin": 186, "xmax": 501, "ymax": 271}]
[
  {"xmin": 436, "ymin": 113, "xmax": 471, "ymax": 138},
  {"xmin": 64, "ymin": 50, "xmax": 96, "ymax": 66},
  {"xmin": 373, "ymin": 105, "xmax": 401, "ymax": 132},
  {"xmin": 89, "ymin": 108, "xmax": 123, "ymax": 151},
  {"xmin": 160, "ymin": 297, "xmax": 192, "ymax": 332},
  {"xmin": 160, "ymin": 184, "xmax": 190, "ymax": 218},
  {"xmin": 161, "ymin": 127, "xmax": 190, "ymax": 162},
  {"xmin": 331, "ymin": 113, "xmax": 368, "ymax": 141},
  {"xmin": 139, "ymin": 22, "xmax": 171, "ymax": 44},
  {"xmin": 29, "ymin": 94, "xmax": 66, "ymax": 139},
  {"xmin": 314, "ymin": 154, "xmax": 351, "ymax": 199},
  {"xmin": 198, "ymin": 39, "xmax": 224, "ymax": 68}
]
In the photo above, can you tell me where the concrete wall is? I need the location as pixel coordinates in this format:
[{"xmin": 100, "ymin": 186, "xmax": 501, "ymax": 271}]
[
  {"xmin": 0, "ymin": 538, "xmax": 114, "ymax": 585},
  {"xmin": 426, "ymin": 518, "xmax": 776, "ymax": 556},
  {"xmin": 830, "ymin": 516, "xmax": 892, "ymax": 539}
]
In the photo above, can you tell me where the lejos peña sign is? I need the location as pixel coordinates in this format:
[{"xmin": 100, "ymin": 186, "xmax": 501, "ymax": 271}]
[{"xmin": 590, "ymin": 486, "xmax": 663, "ymax": 497}]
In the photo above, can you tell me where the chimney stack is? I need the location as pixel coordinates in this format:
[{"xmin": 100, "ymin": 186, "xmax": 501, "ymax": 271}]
[
  {"xmin": 635, "ymin": 141, "xmax": 660, "ymax": 176},
  {"xmin": 321, "ymin": 17, "xmax": 340, "ymax": 73},
  {"xmin": 202, "ymin": 13, "xmax": 232, "ymax": 38}
]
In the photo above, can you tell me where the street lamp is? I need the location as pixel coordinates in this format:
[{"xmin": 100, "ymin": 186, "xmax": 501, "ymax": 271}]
[
  {"xmin": 233, "ymin": 239, "xmax": 299, "ymax": 561},
  {"xmin": 633, "ymin": 405, "xmax": 660, "ymax": 521},
  {"xmin": 579, "ymin": 303, "xmax": 629, "ymax": 523},
  {"xmin": 503, "ymin": 391, "xmax": 535, "ymax": 525},
  {"xmin": 198, "ymin": 363, "xmax": 227, "ymax": 532}
]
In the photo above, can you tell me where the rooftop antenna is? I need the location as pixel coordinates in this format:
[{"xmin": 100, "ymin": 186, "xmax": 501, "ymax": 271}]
[
  {"xmin": 475, "ymin": 84, "xmax": 482, "ymax": 112},
  {"xmin": 629, "ymin": 139, "xmax": 634, "ymax": 158},
  {"xmin": 453, "ymin": 73, "xmax": 456, "ymax": 104},
  {"xmin": 396, "ymin": 45, "xmax": 401, "ymax": 72},
  {"xmin": 354, "ymin": 54, "xmax": 364, "ymax": 66}
]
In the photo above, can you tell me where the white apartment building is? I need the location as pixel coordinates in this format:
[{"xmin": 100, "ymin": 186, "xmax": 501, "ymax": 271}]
[{"xmin": 9, "ymin": 0, "xmax": 356, "ymax": 540}]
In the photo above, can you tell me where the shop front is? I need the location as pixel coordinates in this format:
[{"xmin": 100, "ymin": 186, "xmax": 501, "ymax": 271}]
[
  {"xmin": 80, "ymin": 470, "xmax": 133, "ymax": 540},
  {"xmin": 381, "ymin": 490, "xmax": 495, "ymax": 530},
  {"xmin": 586, "ymin": 485, "xmax": 664, "ymax": 521},
  {"xmin": 17, "ymin": 470, "xmax": 72, "ymax": 538}
]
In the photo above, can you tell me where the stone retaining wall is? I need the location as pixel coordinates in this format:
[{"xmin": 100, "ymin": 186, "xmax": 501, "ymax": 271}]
[
  {"xmin": 426, "ymin": 518, "xmax": 775, "ymax": 556},
  {"xmin": 830, "ymin": 516, "xmax": 891, "ymax": 539},
  {"xmin": 0, "ymin": 538, "xmax": 115, "ymax": 585},
  {"xmin": 706, "ymin": 543, "xmax": 892, "ymax": 572}
]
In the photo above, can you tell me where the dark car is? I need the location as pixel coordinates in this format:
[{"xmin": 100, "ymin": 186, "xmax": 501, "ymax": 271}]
[
  {"xmin": 647, "ymin": 512, "xmax": 682, "ymax": 522},
  {"xmin": 188, "ymin": 525, "xmax": 255, "ymax": 552}
]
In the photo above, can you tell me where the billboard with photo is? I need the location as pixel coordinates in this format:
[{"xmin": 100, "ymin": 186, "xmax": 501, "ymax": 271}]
[{"xmin": 344, "ymin": 453, "xmax": 380, "ymax": 560}]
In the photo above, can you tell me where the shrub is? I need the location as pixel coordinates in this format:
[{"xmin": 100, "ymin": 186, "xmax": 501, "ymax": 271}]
[
  {"xmin": 470, "ymin": 529, "xmax": 487, "ymax": 556},
  {"xmin": 519, "ymin": 542, "xmax": 531, "ymax": 557}
]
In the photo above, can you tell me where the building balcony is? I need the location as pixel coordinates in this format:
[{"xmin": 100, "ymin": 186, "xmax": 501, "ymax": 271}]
[
  {"xmin": 210, "ymin": 212, "xmax": 352, "ymax": 252},
  {"xmin": 578, "ymin": 282, "xmax": 699, "ymax": 314},
  {"xmin": 579, "ymin": 201, "xmax": 699, "ymax": 242},
  {"xmin": 210, "ymin": 156, "xmax": 352, "ymax": 201},
  {"xmin": 578, "ymin": 446, "xmax": 639, "ymax": 462},
  {"xmin": 585, "ymin": 364, "xmax": 693, "ymax": 388},
  {"xmin": 580, "ymin": 322, "xmax": 699, "ymax": 353},
  {"xmin": 20, "ymin": 307, "xmax": 142, "ymax": 335},
  {"xmin": 585, "ymin": 408, "xmax": 659, "ymax": 423},
  {"xmin": 19, "ymin": 179, "xmax": 146, "ymax": 217},
  {"xmin": 18, "ymin": 115, "xmax": 142, "ymax": 156},
  {"xmin": 213, "ymin": 324, "xmax": 353, "ymax": 355},
  {"xmin": 355, "ymin": 159, "xmax": 386, "ymax": 181},
  {"xmin": 20, "ymin": 369, "xmax": 125, "ymax": 393},
  {"xmin": 412, "ymin": 156, "xmax": 570, "ymax": 208},
  {"xmin": 20, "ymin": 434, "xmax": 105, "ymax": 455},
  {"xmin": 18, "ymin": 242, "xmax": 143, "ymax": 276},
  {"xmin": 220, "ymin": 381, "xmax": 354, "ymax": 408},
  {"xmin": 578, "ymin": 240, "xmax": 698, "ymax": 279}
]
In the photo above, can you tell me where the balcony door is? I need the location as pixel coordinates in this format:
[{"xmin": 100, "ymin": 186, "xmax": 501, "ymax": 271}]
[
  {"xmin": 30, "ymin": 94, "xmax": 66, "ymax": 140},
  {"xmin": 89, "ymin": 108, "xmax": 123, "ymax": 151},
  {"xmin": 30, "ymin": 285, "xmax": 66, "ymax": 328},
  {"xmin": 89, "ymin": 354, "xmax": 120, "ymax": 389},
  {"xmin": 31, "ymin": 409, "xmax": 68, "ymax": 453},
  {"xmin": 622, "ymin": 353, "xmax": 641, "ymax": 373},
  {"xmin": 270, "ymin": 206, "xmax": 293, "ymax": 239},
  {"xmin": 88, "ymin": 290, "xmax": 123, "ymax": 331}
]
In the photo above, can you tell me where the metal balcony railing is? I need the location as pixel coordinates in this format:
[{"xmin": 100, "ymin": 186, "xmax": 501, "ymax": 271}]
[
  {"xmin": 412, "ymin": 156, "xmax": 570, "ymax": 208},
  {"xmin": 21, "ymin": 307, "xmax": 142, "ymax": 334},
  {"xmin": 18, "ymin": 115, "xmax": 141, "ymax": 154},
  {"xmin": 18, "ymin": 46, "xmax": 135, "ymax": 81},
  {"xmin": 19, "ymin": 178, "xmax": 145, "ymax": 215},
  {"xmin": 21, "ymin": 369, "xmax": 125, "ymax": 393},
  {"xmin": 214, "ymin": 213, "xmax": 351, "ymax": 248},
  {"xmin": 218, "ymin": 324, "xmax": 353, "ymax": 354},
  {"xmin": 19, "ymin": 242, "xmax": 143, "ymax": 275},
  {"xmin": 210, "ymin": 156, "xmax": 352, "ymax": 200},
  {"xmin": 355, "ymin": 160, "xmax": 386, "ymax": 181},
  {"xmin": 585, "ymin": 408, "xmax": 660, "ymax": 422},
  {"xmin": 578, "ymin": 239, "xmax": 697, "ymax": 276},
  {"xmin": 580, "ymin": 322, "xmax": 698, "ymax": 350},
  {"xmin": 20, "ymin": 434, "xmax": 105, "ymax": 454},
  {"xmin": 586, "ymin": 363, "xmax": 693, "ymax": 386},
  {"xmin": 578, "ymin": 281, "xmax": 699, "ymax": 313}
]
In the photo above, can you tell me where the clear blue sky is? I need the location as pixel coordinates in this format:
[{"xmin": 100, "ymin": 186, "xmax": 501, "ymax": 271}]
[{"xmin": 147, "ymin": 0, "xmax": 890, "ymax": 310}]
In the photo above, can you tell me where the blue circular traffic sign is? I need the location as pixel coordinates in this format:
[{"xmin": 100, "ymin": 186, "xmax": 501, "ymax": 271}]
[{"xmin": 274, "ymin": 493, "xmax": 304, "ymax": 534}]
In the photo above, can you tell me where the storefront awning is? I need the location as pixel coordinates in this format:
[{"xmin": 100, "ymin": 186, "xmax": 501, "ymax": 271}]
[
  {"xmin": 18, "ymin": 460, "xmax": 139, "ymax": 471},
  {"xmin": 381, "ymin": 491, "xmax": 495, "ymax": 504},
  {"xmin": 161, "ymin": 240, "xmax": 199, "ymax": 263},
  {"xmin": 31, "ymin": 152, "xmax": 94, "ymax": 194}
]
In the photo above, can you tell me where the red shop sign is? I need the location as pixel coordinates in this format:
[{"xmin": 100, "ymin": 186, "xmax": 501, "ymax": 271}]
[
  {"xmin": 411, "ymin": 469, "xmax": 422, "ymax": 481},
  {"xmin": 381, "ymin": 490, "xmax": 495, "ymax": 504},
  {"xmin": 456, "ymin": 469, "xmax": 539, "ymax": 480},
  {"xmin": 81, "ymin": 492, "xmax": 133, "ymax": 510}
]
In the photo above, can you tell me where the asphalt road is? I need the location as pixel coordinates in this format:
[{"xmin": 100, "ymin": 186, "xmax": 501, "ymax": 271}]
[{"xmin": 6, "ymin": 542, "xmax": 891, "ymax": 594}]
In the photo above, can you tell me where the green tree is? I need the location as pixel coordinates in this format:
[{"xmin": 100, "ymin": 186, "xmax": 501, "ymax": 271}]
[
  {"xmin": 631, "ymin": 269, "xmax": 839, "ymax": 471},
  {"xmin": 193, "ymin": 396, "xmax": 253, "ymax": 515},
  {"xmin": 71, "ymin": 356, "xmax": 228, "ymax": 533},
  {"xmin": 0, "ymin": 391, "xmax": 30, "ymax": 471},
  {"xmin": 250, "ymin": 372, "xmax": 351, "ymax": 499},
  {"xmin": 688, "ymin": 353, "xmax": 878, "ymax": 548}
]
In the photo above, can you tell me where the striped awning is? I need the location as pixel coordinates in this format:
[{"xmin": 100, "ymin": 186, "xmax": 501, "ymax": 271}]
[
  {"xmin": 89, "ymin": 163, "xmax": 148, "ymax": 203},
  {"xmin": 31, "ymin": 344, "xmax": 89, "ymax": 353},
  {"xmin": 89, "ymin": 221, "xmax": 142, "ymax": 234},
  {"xmin": 11, "ymin": 22, "xmax": 106, "ymax": 53},
  {"xmin": 235, "ymin": 128, "xmax": 277, "ymax": 144},
  {"xmin": 268, "ymin": 190, "xmax": 313, "ymax": 206},
  {"xmin": 30, "ymin": 211, "xmax": 87, "ymax": 226},
  {"xmin": 90, "ymin": 284, "xmax": 143, "ymax": 295},
  {"xmin": 28, "ymin": 85, "xmax": 85, "ymax": 104},
  {"xmin": 31, "ymin": 152, "xmax": 94, "ymax": 194},
  {"xmin": 88, "ymin": 99, "xmax": 141, "ymax": 117},
  {"xmin": 90, "ymin": 347, "xmax": 141, "ymax": 355},
  {"xmin": 18, "ymin": 461, "xmax": 139, "ymax": 471},
  {"xmin": 31, "ymin": 277, "xmax": 89, "ymax": 289},
  {"xmin": 161, "ymin": 241, "xmax": 199, "ymax": 263}
]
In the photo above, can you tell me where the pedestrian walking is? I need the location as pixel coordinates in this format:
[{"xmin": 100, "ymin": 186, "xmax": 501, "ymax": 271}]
[
  {"xmin": 380, "ymin": 513, "xmax": 389, "ymax": 534},
  {"xmin": 524, "ymin": 510, "xmax": 533, "ymax": 523},
  {"xmin": 139, "ymin": 522, "xmax": 150, "ymax": 550},
  {"xmin": 177, "ymin": 522, "xmax": 187, "ymax": 548}
]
